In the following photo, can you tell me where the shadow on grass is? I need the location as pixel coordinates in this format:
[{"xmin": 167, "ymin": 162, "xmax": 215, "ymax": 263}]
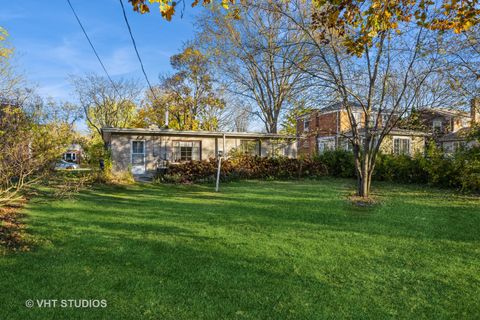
[
  {"xmin": 2, "ymin": 179, "xmax": 479, "ymax": 319},
  {"xmin": 28, "ymin": 179, "xmax": 480, "ymax": 244}
]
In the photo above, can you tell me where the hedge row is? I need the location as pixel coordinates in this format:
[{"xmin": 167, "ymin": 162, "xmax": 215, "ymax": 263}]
[
  {"xmin": 159, "ymin": 156, "xmax": 328, "ymax": 183},
  {"xmin": 159, "ymin": 146, "xmax": 480, "ymax": 193}
]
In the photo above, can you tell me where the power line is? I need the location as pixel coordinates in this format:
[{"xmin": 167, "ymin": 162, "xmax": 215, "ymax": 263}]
[
  {"xmin": 118, "ymin": 0, "xmax": 158, "ymax": 100},
  {"xmin": 66, "ymin": 0, "xmax": 121, "ymax": 96}
]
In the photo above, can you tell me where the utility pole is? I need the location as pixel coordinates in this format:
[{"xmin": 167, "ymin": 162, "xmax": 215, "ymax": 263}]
[{"xmin": 215, "ymin": 133, "xmax": 226, "ymax": 192}]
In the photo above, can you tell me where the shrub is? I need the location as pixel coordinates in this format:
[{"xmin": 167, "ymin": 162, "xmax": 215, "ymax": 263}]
[
  {"xmin": 452, "ymin": 147, "xmax": 480, "ymax": 192},
  {"xmin": 315, "ymin": 150, "xmax": 355, "ymax": 178},
  {"xmin": 374, "ymin": 153, "xmax": 428, "ymax": 184},
  {"xmin": 159, "ymin": 155, "xmax": 328, "ymax": 184}
]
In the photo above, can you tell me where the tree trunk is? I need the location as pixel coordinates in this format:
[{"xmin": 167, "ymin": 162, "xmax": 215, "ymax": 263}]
[
  {"xmin": 356, "ymin": 156, "xmax": 372, "ymax": 198},
  {"xmin": 358, "ymin": 175, "xmax": 369, "ymax": 198}
]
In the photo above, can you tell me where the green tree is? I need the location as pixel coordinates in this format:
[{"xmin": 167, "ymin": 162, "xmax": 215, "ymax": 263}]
[
  {"xmin": 140, "ymin": 46, "xmax": 225, "ymax": 131},
  {"xmin": 280, "ymin": 104, "xmax": 313, "ymax": 135}
]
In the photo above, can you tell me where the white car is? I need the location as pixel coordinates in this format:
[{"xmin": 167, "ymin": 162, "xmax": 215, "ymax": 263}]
[{"xmin": 55, "ymin": 160, "xmax": 80, "ymax": 170}]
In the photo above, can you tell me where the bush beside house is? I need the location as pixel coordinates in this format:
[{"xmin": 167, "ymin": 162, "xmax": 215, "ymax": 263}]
[{"xmin": 160, "ymin": 156, "xmax": 328, "ymax": 184}]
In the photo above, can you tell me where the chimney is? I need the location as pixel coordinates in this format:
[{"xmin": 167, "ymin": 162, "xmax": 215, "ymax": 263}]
[
  {"xmin": 164, "ymin": 108, "xmax": 169, "ymax": 128},
  {"xmin": 471, "ymin": 97, "xmax": 480, "ymax": 126}
]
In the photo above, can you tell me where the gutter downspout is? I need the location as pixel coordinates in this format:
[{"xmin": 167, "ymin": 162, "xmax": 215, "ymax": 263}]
[
  {"xmin": 223, "ymin": 133, "xmax": 226, "ymax": 157},
  {"xmin": 336, "ymin": 111, "xmax": 340, "ymax": 148}
]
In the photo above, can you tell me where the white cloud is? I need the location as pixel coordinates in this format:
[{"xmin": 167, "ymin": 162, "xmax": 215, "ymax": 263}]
[
  {"xmin": 36, "ymin": 82, "xmax": 73, "ymax": 100},
  {"xmin": 103, "ymin": 46, "xmax": 138, "ymax": 76},
  {"xmin": 0, "ymin": 11, "xmax": 27, "ymax": 22}
]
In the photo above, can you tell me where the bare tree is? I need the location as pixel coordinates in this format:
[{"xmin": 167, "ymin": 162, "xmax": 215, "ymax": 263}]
[
  {"xmin": 71, "ymin": 74, "xmax": 141, "ymax": 141},
  {"xmin": 263, "ymin": 0, "xmax": 442, "ymax": 197},
  {"xmin": 217, "ymin": 96, "xmax": 253, "ymax": 132},
  {"xmin": 195, "ymin": 0, "xmax": 310, "ymax": 133},
  {"xmin": 442, "ymin": 25, "xmax": 480, "ymax": 100}
]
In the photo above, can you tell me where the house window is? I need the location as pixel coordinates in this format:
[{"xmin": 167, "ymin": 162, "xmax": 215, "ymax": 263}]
[
  {"xmin": 352, "ymin": 112, "xmax": 362, "ymax": 125},
  {"xmin": 173, "ymin": 141, "xmax": 201, "ymax": 161},
  {"xmin": 344, "ymin": 141, "xmax": 353, "ymax": 152},
  {"xmin": 433, "ymin": 120, "xmax": 443, "ymax": 132},
  {"xmin": 318, "ymin": 137, "xmax": 336, "ymax": 154},
  {"xmin": 64, "ymin": 152, "xmax": 76, "ymax": 162},
  {"xmin": 372, "ymin": 114, "xmax": 377, "ymax": 126},
  {"xmin": 270, "ymin": 141, "xmax": 286, "ymax": 157},
  {"xmin": 393, "ymin": 137, "xmax": 411, "ymax": 156},
  {"xmin": 453, "ymin": 141, "xmax": 465, "ymax": 152},
  {"xmin": 304, "ymin": 119, "xmax": 310, "ymax": 131},
  {"xmin": 382, "ymin": 114, "xmax": 390, "ymax": 126},
  {"xmin": 240, "ymin": 140, "xmax": 259, "ymax": 156}
]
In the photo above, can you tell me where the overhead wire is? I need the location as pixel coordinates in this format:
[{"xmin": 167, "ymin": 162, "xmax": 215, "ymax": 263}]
[{"xmin": 66, "ymin": 0, "xmax": 121, "ymax": 96}]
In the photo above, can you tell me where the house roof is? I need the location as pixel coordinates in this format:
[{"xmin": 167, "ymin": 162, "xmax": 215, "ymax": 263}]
[
  {"xmin": 419, "ymin": 108, "xmax": 470, "ymax": 118},
  {"xmin": 438, "ymin": 127, "xmax": 472, "ymax": 142},
  {"xmin": 101, "ymin": 127, "xmax": 296, "ymax": 140},
  {"xmin": 319, "ymin": 101, "xmax": 363, "ymax": 113}
]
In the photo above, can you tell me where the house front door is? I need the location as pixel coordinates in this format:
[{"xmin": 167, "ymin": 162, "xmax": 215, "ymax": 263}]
[{"xmin": 131, "ymin": 140, "xmax": 146, "ymax": 175}]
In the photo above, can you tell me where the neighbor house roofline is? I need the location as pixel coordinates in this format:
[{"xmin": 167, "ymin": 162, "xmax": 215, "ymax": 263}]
[
  {"xmin": 418, "ymin": 108, "xmax": 470, "ymax": 118},
  {"xmin": 343, "ymin": 127, "xmax": 431, "ymax": 137},
  {"xmin": 438, "ymin": 127, "xmax": 472, "ymax": 142},
  {"xmin": 101, "ymin": 127, "xmax": 296, "ymax": 139}
]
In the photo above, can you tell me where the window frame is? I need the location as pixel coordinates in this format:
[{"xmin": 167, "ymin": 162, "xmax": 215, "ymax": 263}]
[
  {"xmin": 131, "ymin": 140, "xmax": 146, "ymax": 168},
  {"xmin": 172, "ymin": 140, "xmax": 201, "ymax": 162},
  {"xmin": 303, "ymin": 119, "xmax": 310, "ymax": 131},
  {"xmin": 64, "ymin": 152, "xmax": 76, "ymax": 162},
  {"xmin": 317, "ymin": 136, "xmax": 336, "ymax": 154},
  {"xmin": 239, "ymin": 139, "xmax": 259, "ymax": 156},
  {"xmin": 432, "ymin": 120, "xmax": 443, "ymax": 132},
  {"xmin": 392, "ymin": 137, "xmax": 411, "ymax": 156}
]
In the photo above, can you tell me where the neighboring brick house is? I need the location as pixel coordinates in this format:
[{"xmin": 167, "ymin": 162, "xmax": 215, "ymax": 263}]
[
  {"xmin": 296, "ymin": 102, "xmax": 363, "ymax": 156},
  {"xmin": 296, "ymin": 102, "xmax": 427, "ymax": 157}
]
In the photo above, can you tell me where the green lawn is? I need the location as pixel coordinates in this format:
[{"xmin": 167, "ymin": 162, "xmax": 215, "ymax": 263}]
[{"xmin": 1, "ymin": 179, "xmax": 480, "ymax": 319}]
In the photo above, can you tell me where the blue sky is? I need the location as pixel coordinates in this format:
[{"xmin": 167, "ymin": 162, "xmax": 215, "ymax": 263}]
[{"xmin": 2, "ymin": 0, "xmax": 199, "ymax": 101}]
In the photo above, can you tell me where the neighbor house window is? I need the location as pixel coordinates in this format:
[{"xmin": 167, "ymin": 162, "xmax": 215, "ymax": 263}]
[
  {"xmin": 433, "ymin": 120, "xmax": 443, "ymax": 132},
  {"xmin": 381, "ymin": 114, "xmax": 391, "ymax": 127},
  {"xmin": 368, "ymin": 114, "xmax": 378, "ymax": 127},
  {"xmin": 344, "ymin": 141, "xmax": 353, "ymax": 152},
  {"xmin": 304, "ymin": 119, "xmax": 310, "ymax": 131},
  {"xmin": 453, "ymin": 141, "xmax": 465, "ymax": 152},
  {"xmin": 317, "ymin": 137, "xmax": 336, "ymax": 154},
  {"xmin": 173, "ymin": 141, "xmax": 200, "ymax": 161},
  {"xmin": 64, "ymin": 152, "xmax": 76, "ymax": 162},
  {"xmin": 352, "ymin": 112, "xmax": 362, "ymax": 125},
  {"xmin": 393, "ymin": 137, "xmax": 411, "ymax": 155}
]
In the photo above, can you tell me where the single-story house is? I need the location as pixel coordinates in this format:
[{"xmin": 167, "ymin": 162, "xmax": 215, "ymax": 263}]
[{"xmin": 101, "ymin": 127, "xmax": 297, "ymax": 176}]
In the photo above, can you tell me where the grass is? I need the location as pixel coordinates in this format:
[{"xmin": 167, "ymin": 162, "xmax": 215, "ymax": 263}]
[{"xmin": 1, "ymin": 178, "xmax": 479, "ymax": 319}]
